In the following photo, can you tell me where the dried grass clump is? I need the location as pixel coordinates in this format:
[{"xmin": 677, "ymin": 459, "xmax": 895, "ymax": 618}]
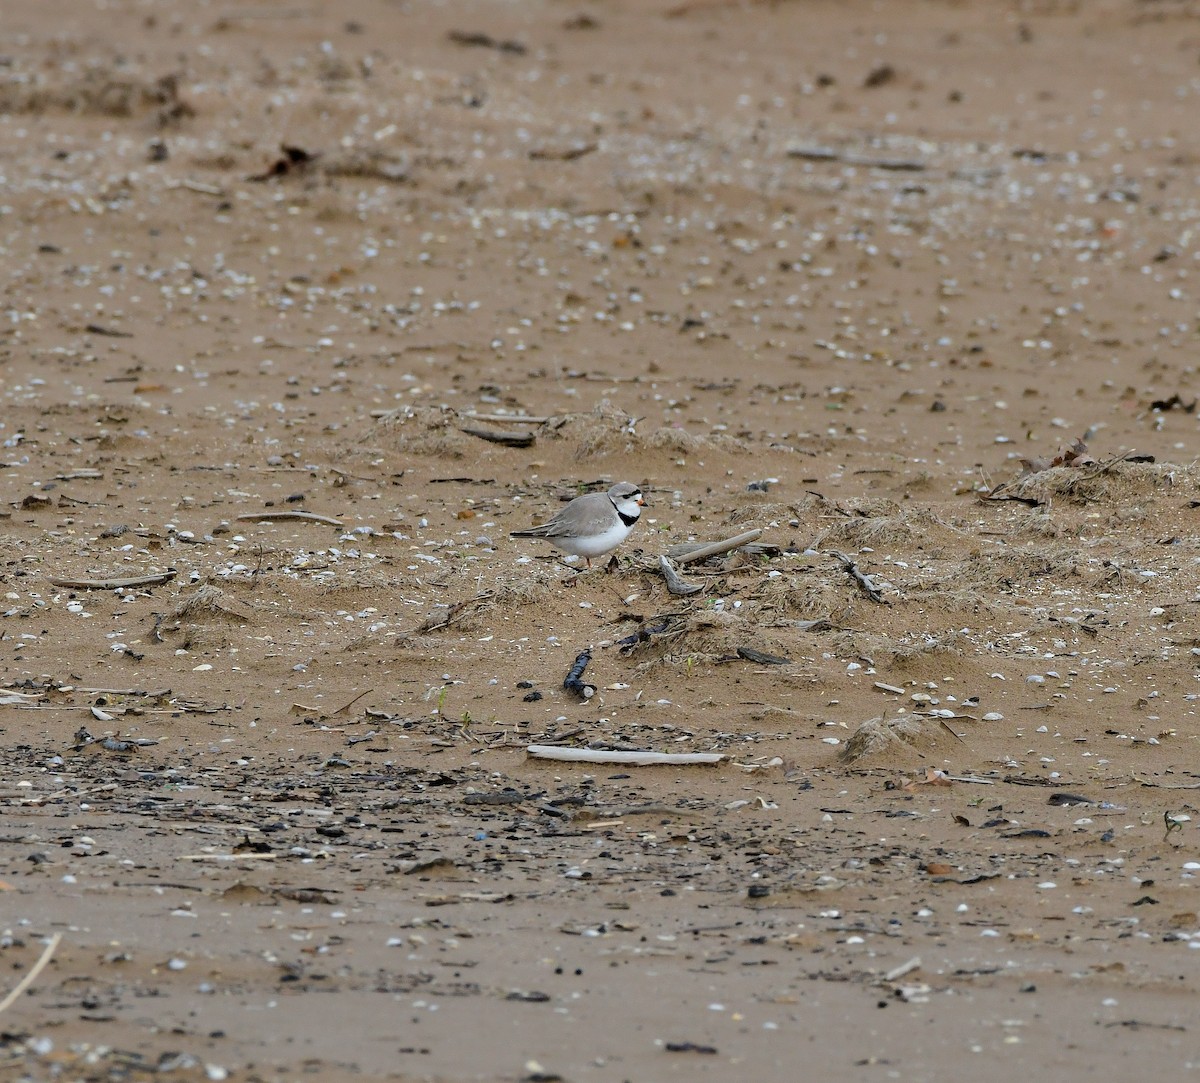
[
  {"xmin": 344, "ymin": 565, "xmax": 558, "ymax": 653},
  {"xmin": 368, "ymin": 406, "xmax": 470, "ymax": 458},
  {"xmin": 948, "ymin": 543, "xmax": 1081, "ymax": 594},
  {"xmin": 562, "ymin": 402, "xmax": 640, "ymax": 460},
  {"xmin": 723, "ymin": 500, "xmax": 804, "ymax": 527},
  {"xmin": 647, "ymin": 426, "xmax": 744, "ymax": 454},
  {"xmin": 1003, "ymin": 508, "xmax": 1063, "ymax": 539},
  {"xmin": 564, "ymin": 402, "xmax": 745, "ymax": 460},
  {"xmin": 623, "ymin": 608, "xmax": 795, "ymax": 670},
  {"xmin": 176, "ymin": 625, "xmax": 234, "ymax": 651},
  {"xmin": 417, "ymin": 565, "xmax": 556, "ymax": 634},
  {"xmin": 312, "ymin": 566, "xmax": 396, "ymax": 595},
  {"xmin": 752, "ymin": 572, "xmax": 844, "ymax": 619},
  {"xmin": 826, "ymin": 627, "xmax": 963, "ymax": 669},
  {"xmin": 169, "ymin": 584, "xmax": 253, "ymax": 623},
  {"xmin": 161, "ymin": 585, "xmax": 256, "ymax": 650},
  {"xmin": 493, "ymin": 565, "xmax": 557, "ymax": 606},
  {"xmin": 813, "ymin": 501, "xmax": 962, "ymax": 551},
  {"xmin": 883, "ymin": 628, "xmax": 965, "ymax": 666},
  {"xmin": 1002, "ymin": 461, "xmax": 1182, "ymax": 506}
]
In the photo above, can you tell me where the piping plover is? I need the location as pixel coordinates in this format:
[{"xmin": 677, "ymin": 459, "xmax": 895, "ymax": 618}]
[{"xmin": 511, "ymin": 481, "xmax": 645, "ymax": 566}]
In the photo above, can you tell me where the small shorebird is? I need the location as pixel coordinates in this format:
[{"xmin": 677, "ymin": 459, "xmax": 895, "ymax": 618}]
[{"xmin": 511, "ymin": 482, "xmax": 645, "ymax": 567}]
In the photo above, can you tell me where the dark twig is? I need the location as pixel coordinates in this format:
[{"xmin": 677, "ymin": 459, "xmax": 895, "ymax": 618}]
[
  {"xmin": 982, "ymin": 490, "xmax": 1044, "ymax": 507},
  {"xmin": 447, "ymin": 29, "xmax": 527, "ymax": 54},
  {"xmin": 786, "ymin": 145, "xmax": 927, "ymax": 171}
]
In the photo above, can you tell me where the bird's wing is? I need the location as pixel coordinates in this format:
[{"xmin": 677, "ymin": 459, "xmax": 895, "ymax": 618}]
[{"xmin": 514, "ymin": 494, "xmax": 609, "ymax": 538}]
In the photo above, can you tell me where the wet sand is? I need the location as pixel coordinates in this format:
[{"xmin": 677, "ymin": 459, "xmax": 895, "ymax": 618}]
[{"xmin": 2, "ymin": 1, "xmax": 1200, "ymax": 1079}]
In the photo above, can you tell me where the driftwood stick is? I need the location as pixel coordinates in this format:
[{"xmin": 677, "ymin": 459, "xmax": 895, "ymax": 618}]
[
  {"xmin": 166, "ymin": 178, "xmax": 225, "ymax": 196},
  {"xmin": 527, "ymin": 745, "xmax": 724, "ymax": 766},
  {"xmin": 460, "ymin": 426, "xmax": 536, "ymax": 448},
  {"xmin": 47, "ymin": 571, "xmax": 176, "ymax": 590},
  {"xmin": 77, "ymin": 686, "xmax": 172, "ymax": 697},
  {"xmin": 831, "ymin": 550, "xmax": 887, "ymax": 604},
  {"xmin": 882, "ymin": 957, "xmax": 923, "ymax": 983},
  {"xmin": 460, "ymin": 413, "xmax": 552, "ymax": 425},
  {"xmin": 178, "ymin": 853, "xmax": 278, "ymax": 862},
  {"xmin": 563, "ymin": 650, "xmax": 596, "ymax": 700},
  {"xmin": 670, "ymin": 529, "xmax": 764, "ymax": 566},
  {"xmin": 0, "ymin": 933, "xmax": 62, "ymax": 1015},
  {"xmin": 658, "ymin": 555, "xmax": 703, "ymax": 596},
  {"xmin": 236, "ymin": 511, "xmax": 343, "ymax": 526}
]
